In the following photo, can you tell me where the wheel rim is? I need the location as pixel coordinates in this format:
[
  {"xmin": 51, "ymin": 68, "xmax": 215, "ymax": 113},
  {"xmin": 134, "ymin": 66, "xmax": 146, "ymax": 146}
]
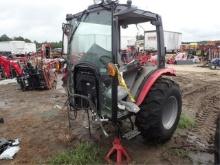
[{"xmin": 162, "ymin": 96, "xmax": 178, "ymax": 130}]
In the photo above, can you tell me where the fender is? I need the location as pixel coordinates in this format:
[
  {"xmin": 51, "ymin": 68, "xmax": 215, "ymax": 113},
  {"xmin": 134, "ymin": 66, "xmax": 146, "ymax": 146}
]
[
  {"xmin": 0, "ymin": 56, "xmax": 11, "ymax": 78},
  {"xmin": 136, "ymin": 68, "xmax": 176, "ymax": 106}
]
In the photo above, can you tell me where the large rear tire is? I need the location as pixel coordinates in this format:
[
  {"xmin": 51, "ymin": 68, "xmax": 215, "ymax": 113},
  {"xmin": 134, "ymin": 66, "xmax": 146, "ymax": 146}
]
[
  {"xmin": 135, "ymin": 77, "xmax": 182, "ymax": 143},
  {"xmin": 215, "ymin": 115, "xmax": 220, "ymax": 164}
]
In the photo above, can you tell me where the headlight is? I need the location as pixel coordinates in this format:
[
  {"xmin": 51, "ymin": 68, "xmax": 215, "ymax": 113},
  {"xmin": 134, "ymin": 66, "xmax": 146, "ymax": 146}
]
[{"xmin": 93, "ymin": 0, "xmax": 103, "ymax": 4}]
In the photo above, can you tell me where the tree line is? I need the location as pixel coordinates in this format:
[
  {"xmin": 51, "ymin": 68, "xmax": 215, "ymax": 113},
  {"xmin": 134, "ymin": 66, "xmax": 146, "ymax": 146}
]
[{"xmin": 0, "ymin": 34, "xmax": 62, "ymax": 49}]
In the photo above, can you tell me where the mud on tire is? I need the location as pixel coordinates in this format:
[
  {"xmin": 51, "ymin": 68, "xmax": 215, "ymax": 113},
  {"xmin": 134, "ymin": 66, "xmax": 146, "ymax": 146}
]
[{"xmin": 135, "ymin": 77, "xmax": 182, "ymax": 143}]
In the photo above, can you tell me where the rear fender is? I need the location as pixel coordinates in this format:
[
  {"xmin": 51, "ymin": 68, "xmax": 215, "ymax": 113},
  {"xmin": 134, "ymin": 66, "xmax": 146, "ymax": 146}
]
[{"xmin": 136, "ymin": 68, "xmax": 176, "ymax": 106}]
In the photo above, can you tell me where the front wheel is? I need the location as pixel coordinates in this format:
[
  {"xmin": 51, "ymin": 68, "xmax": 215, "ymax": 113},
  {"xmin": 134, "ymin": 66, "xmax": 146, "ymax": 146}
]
[
  {"xmin": 209, "ymin": 63, "xmax": 217, "ymax": 70},
  {"xmin": 17, "ymin": 77, "xmax": 27, "ymax": 91},
  {"xmin": 135, "ymin": 77, "xmax": 182, "ymax": 143}
]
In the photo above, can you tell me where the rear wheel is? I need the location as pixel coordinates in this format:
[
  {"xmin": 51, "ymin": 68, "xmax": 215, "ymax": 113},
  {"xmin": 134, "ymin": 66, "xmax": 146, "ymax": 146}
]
[
  {"xmin": 135, "ymin": 77, "xmax": 182, "ymax": 143},
  {"xmin": 215, "ymin": 114, "xmax": 220, "ymax": 164}
]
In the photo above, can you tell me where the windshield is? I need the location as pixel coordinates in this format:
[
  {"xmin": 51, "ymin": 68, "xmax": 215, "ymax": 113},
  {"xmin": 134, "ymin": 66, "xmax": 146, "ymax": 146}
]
[
  {"xmin": 69, "ymin": 10, "xmax": 112, "ymax": 74},
  {"xmin": 68, "ymin": 10, "xmax": 113, "ymax": 117}
]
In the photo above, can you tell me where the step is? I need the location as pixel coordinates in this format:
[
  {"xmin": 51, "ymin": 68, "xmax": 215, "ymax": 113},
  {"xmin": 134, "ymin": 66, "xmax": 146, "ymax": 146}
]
[
  {"xmin": 122, "ymin": 129, "xmax": 141, "ymax": 140},
  {"xmin": 117, "ymin": 110, "xmax": 132, "ymax": 120}
]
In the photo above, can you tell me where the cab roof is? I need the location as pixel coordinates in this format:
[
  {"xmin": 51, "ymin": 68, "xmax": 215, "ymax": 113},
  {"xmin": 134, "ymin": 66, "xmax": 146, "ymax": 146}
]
[{"xmin": 66, "ymin": 3, "xmax": 160, "ymax": 25}]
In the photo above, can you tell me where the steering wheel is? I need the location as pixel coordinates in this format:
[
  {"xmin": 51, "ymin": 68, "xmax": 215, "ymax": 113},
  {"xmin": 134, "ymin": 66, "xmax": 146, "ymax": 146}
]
[{"xmin": 99, "ymin": 55, "xmax": 112, "ymax": 65}]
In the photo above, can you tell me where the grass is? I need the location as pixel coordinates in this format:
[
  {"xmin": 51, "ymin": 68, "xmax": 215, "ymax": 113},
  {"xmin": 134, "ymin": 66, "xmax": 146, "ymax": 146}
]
[
  {"xmin": 178, "ymin": 113, "xmax": 195, "ymax": 129},
  {"xmin": 49, "ymin": 142, "xmax": 105, "ymax": 165},
  {"xmin": 162, "ymin": 148, "xmax": 192, "ymax": 163},
  {"xmin": 169, "ymin": 148, "xmax": 189, "ymax": 158},
  {"xmin": 166, "ymin": 148, "xmax": 191, "ymax": 159}
]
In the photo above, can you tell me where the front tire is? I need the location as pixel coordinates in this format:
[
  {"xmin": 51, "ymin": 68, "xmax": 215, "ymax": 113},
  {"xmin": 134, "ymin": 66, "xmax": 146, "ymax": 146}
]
[
  {"xmin": 209, "ymin": 64, "xmax": 217, "ymax": 70},
  {"xmin": 135, "ymin": 77, "xmax": 182, "ymax": 143}
]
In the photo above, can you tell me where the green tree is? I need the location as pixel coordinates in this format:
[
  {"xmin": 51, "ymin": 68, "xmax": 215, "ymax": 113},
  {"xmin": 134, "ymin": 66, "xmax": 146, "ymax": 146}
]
[
  {"xmin": 13, "ymin": 36, "xmax": 32, "ymax": 43},
  {"xmin": 50, "ymin": 41, "xmax": 62, "ymax": 49},
  {"xmin": 24, "ymin": 38, "xmax": 32, "ymax": 43},
  {"xmin": 34, "ymin": 40, "xmax": 40, "ymax": 48},
  {"xmin": 0, "ymin": 34, "xmax": 12, "ymax": 41},
  {"xmin": 136, "ymin": 34, "xmax": 144, "ymax": 40},
  {"xmin": 13, "ymin": 36, "xmax": 25, "ymax": 41}
]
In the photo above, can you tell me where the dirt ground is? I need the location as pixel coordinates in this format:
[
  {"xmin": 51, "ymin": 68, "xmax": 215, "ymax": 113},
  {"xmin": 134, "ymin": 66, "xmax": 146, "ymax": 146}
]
[{"xmin": 0, "ymin": 65, "xmax": 220, "ymax": 164}]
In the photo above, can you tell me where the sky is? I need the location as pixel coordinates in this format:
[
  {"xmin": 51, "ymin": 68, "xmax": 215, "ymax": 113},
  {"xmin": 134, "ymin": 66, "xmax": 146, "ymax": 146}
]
[{"xmin": 0, "ymin": 0, "xmax": 220, "ymax": 42}]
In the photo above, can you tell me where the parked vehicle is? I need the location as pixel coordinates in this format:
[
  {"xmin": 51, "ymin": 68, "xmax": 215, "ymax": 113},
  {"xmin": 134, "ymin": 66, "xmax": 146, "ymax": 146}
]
[
  {"xmin": 209, "ymin": 58, "xmax": 220, "ymax": 69},
  {"xmin": 63, "ymin": 0, "xmax": 182, "ymax": 163},
  {"xmin": 0, "ymin": 41, "xmax": 36, "ymax": 55},
  {"xmin": 144, "ymin": 31, "xmax": 182, "ymax": 53}
]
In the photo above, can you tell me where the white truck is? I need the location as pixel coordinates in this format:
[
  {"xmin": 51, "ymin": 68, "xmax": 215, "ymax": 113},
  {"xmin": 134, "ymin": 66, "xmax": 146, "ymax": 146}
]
[
  {"xmin": 144, "ymin": 31, "xmax": 182, "ymax": 52},
  {"xmin": 0, "ymin": 41, "xmax": 36, "ymax": 55}
]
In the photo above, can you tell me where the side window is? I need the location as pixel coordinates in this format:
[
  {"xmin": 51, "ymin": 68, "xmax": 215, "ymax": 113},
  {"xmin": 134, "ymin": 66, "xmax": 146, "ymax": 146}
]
[{"xmin": 120, "ymin": 23, "xmax": 157, "ymax": 65}]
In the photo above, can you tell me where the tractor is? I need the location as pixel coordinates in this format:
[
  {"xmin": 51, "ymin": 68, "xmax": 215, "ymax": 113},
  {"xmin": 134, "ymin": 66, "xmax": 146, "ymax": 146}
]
[
  {"xmin": 16, "ymin": 59, "xmax": 58, "ymax": 91},
  {"xmin": 63, "ymin": 0, "xmax": 182, "ymax": 161},
  {"xmin": 0, "ymin": 55, "xmax": 23, "ymax": 80},
  {"xmin": 209, "ymin": 58, "xmax": 220, "ymax": 69}
]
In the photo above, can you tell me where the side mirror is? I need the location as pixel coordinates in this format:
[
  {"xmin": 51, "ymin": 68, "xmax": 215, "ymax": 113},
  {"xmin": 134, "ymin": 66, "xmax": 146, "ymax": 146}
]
[
  {"xmin": 61, "ymin": 23, "xmax": 71, "ymax": 57},
  {"xmin": 62, "ymin": 23, "xmax": 71, "ymax": 35}
]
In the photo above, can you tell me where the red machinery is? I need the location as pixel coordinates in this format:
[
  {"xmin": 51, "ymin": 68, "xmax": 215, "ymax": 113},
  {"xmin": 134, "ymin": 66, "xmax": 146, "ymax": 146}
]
[
  {"xmin": 136, "ymin": 52, "xmax": 158, "ymax": 66},
  {"xmin": 16, "ymin": 54, "xmax": 59, "ymax": 90},
  {"xmin": 41, "ymin": 43, "xmax": 51, "ymax": 58},
  {"xmin": 0, "ymin": 44, "xmax": 59, "ymax": 90},
  {"xmin": 0, "ymin": 55, "xmax": 23, "ymax": 79}
]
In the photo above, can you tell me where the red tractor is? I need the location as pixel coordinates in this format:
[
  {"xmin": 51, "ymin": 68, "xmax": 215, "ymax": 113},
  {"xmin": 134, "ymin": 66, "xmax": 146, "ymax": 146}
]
[
  {"xmin": 0, "ymin": 55, "xmax": 23, "ymax": 79},
  {"xmin": 63, "ymin": 0, "xmax": 182, "ymax": 161}
]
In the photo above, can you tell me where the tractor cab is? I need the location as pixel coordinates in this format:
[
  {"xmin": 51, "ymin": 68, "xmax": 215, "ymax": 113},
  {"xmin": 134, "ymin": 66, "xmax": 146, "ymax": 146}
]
[{"xmin": 64, "ymin": 0, "xmax": 181, "ymax": 143}]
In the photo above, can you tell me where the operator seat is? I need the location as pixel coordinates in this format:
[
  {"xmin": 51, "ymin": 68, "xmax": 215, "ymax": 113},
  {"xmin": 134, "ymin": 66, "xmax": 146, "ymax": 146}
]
[{"xmin": 119, "ymin": 60, "xmax": 140, "ymax": 91}]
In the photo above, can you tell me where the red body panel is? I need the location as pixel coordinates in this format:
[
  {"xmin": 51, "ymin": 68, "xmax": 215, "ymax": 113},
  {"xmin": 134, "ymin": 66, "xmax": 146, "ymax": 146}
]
[
  {"xmin": 0, "ymin": 55, "xmax": 23, "ymax": 78},
  {"xmin": 10, "ymin": 61, "xmax": 23, "ymax": 76},
  {"xmin": 136, "ymin": 53, "xmax": 158, "ymax": 66},
  {"xmin": 0, "ymin": 56, "xmax": 10, "ymax": 77},
  {"xmin": 136, "ymin": 68, "xmax": 176, "ymax": 106}
]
